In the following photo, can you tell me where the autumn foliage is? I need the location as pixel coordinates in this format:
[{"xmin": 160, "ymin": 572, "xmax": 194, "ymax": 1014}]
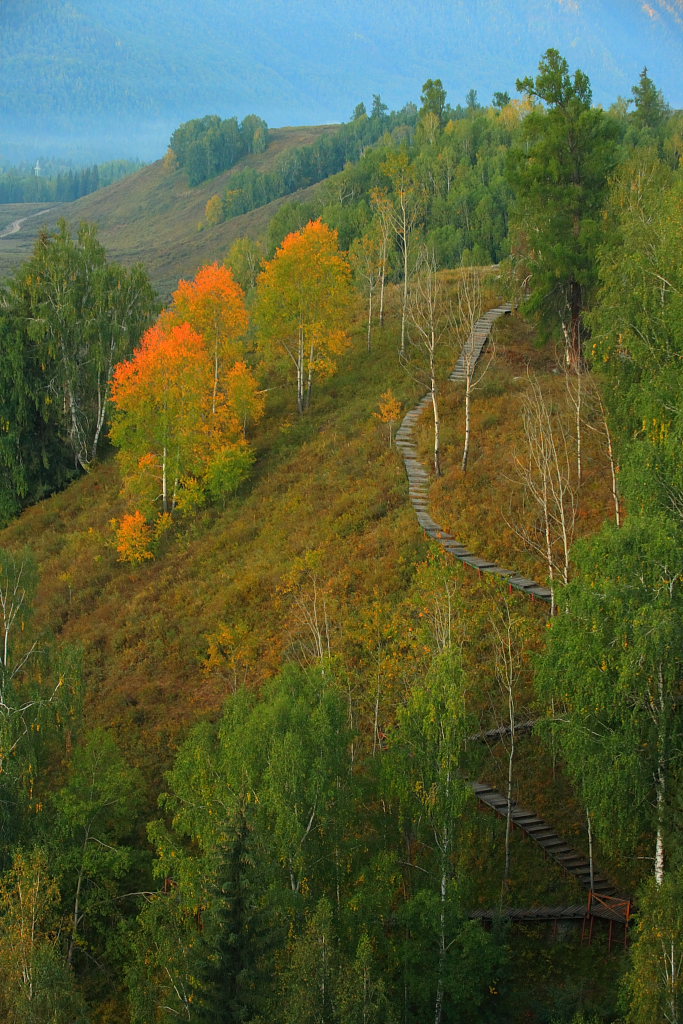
[
  {"xmin": 171, "ymin": 263, "xmax": 250, "ymax": 413},
  {"xmin": 256, "ymin": 219, "xmax": 352, "ymax": 414},
  {"xmin": 110, "ymin": 266, "xmax": 260, "ymax": 560},
  {"xmin": 113, "ymin": 510, "xmax": 154, "ymax": 565},
  {"xmin": 374, "ymin": 389, "xmax": 402, "ymax": 446}
]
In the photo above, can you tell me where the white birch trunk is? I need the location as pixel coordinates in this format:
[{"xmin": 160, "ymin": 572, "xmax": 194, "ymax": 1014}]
[
  {"xmin": 161, "ymin": 446, "xmax": 168, "ymax": 514},
  {"xmin": 431, "ymin": 384, "xmax": 441, "ymax": 478},
  {"xmin": 462, "ymin": 372, "xmax": 472, "ymax": 473}
]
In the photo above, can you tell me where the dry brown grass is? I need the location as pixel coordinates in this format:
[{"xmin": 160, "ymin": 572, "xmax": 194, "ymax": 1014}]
[
  {"xmin": 0, "ymin": 279, "xmax": 629, "ymax": 896},
  {"xmin": 0, "ymin": 126, "xmax": 337, "ymax": 297},
  {"xmin": 429, "ymin": 311, "xmax": 616, "ymax": 586}
]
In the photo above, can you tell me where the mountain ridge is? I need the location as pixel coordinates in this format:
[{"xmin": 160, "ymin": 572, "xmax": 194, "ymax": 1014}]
[{"xmin": 2, "ymin": 0, "xmax": 682, "ymax": 161}]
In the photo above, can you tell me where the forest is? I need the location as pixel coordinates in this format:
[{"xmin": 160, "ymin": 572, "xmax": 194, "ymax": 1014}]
[
  {"xmin": 0, "ymin": 51, "xmax": 682, "ymax": 1024},
  {"xmin": 0, "ymin": 159, "xmax": 145, "ymax": 205}
]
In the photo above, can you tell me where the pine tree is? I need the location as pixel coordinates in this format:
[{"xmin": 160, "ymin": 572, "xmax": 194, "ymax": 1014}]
[{"xmin": 510, "ymin": 49, "xmax": 617, "ymax": 366}]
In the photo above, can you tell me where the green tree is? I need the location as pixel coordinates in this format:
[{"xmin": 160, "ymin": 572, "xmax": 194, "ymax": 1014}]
[
  {"xmin": 386, "ymin": 653, "xmax": 498, "ymax": 1024},
  {"xmin": 511, "ymin": 49, "xmax": 617, "ymax": 365},
  {"xmin": 420, "ymin": 79, "xmax": 447, "ymax": 127},
  {"xmin": 127, "ymin": 694, "xmax": 262, "ymax": 1023},
  {"xmin": 623, "ymin": 871, "xmax": 683, "ymax": 1024},
  {"xmin": 537, "ymin": 514, "xmax": 683, "ymax": 885},
  {"xmin": 129, "ymin": 665, "xmax": 353, "ymax": 1022},
  {"xmin": 587, "ymin": 154, "xmax": 683, "ymax": 519},
  {"xmin": 279, "ymin": 897, "xmax": 339, "ymax": 1024},
  {"xmin": 0, "ymin": 547, "xmax": 83, "ymax": 858},
  {"xmin": 0, "ymin": 311, "xmax": 73, "ymax": 525},
  {"xmin": 631, "ymin": 67, "xmax": 669, "ymax": 135},
  {"xmin": 0, "ymin": 848, "xmax": 87, "ymax": 1024},
  {"xmin": 49, "ymin": 729, "xmax": 142, "ymax": 967},
  {"xmin": 465, "ymin": 88, "xmax": 480, "ymax": 113},
  {"xmin": 0, "ymin": 221, "xmax": 157, "ymax": 479},
  {"xmin": 267, "ymin": 200, "xmax": 318, "ymax": 256},
  {"xmin": 371, "ymin": 94, "xmax": 388, "ymax": 122},
  {"xmin": 224, "ymin": 235, "xmax": 264, "ymax": 293},
  {"xmin": 336, "ymin": 931, "xmax": 394, "ymax": 1024}
]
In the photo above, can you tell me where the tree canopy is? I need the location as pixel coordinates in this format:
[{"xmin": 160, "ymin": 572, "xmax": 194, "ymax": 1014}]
[
  {"xmin": 510, "ymin": 48, "xmax": 617, "ymax": 365},
  {"xmin": 0, "ymin": 221, "xmax": 157, "ymax": 523},
  {"xmin": 255, "ymin": 220, "xmax": 352, "ymax": 414}
]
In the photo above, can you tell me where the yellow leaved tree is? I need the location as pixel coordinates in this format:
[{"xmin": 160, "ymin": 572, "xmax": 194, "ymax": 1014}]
[{"xmin": 255, "ymin": 219, "xmax": 352, "ymax": 414}]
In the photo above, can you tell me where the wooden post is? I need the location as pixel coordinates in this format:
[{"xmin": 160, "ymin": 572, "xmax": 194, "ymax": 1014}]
[{"xmin": 582, "ymin": 891, "xmax": 592, "ymax": 944}]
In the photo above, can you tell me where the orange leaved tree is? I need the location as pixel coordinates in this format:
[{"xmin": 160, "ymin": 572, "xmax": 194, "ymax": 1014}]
[
  {"xmin": 172, "ymin": 263, "xmax": 249, "ymax": 415},
  {"xmin": 255, "ymin": 220, "xmax": 352, "ymax": 414},
  {"xmin": 110, "ymin": 311, "xmax": 263, "ymax": 561},
  {"xmin": 110, "ymin": 319, "xmax": 211, "ymax": 515}
]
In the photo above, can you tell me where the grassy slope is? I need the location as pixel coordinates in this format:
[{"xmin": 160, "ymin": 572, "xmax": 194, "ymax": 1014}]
[
  {"xmin": 0, "ymin": 202, "xmax": 60, "ymax": 233},
  {"xmin": 0, "ymin": 275, "xmax": 630, "ymax": 1011},
  {"xmin": 0, "ymin": 271, "xmax": 629, "ymax": 858},
  {"xmin": 0, "ymin": 126, "xmax": 336, "ymax": 296},
  {"xmin": 2, "ymin": 286, "xmax": 422, "ymax": 756}
]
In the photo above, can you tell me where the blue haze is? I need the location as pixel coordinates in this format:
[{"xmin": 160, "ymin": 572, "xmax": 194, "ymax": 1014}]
[{"xmin": 1, "ymin": 0, "xmax": 681, "ymax": 162}]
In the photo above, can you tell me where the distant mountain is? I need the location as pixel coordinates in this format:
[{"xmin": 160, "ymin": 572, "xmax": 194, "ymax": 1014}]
[{"xmin": 1, "ymin": 0, "xmax": 682, "ymax": 162}]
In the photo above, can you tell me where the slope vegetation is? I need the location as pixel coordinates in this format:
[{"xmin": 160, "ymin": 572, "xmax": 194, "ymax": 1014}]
[
  {"xmin": 0, "ymin": 126, "xmax": 336, "ymax": 296},
  {"xmin": 0, "ymin": 273, "xmax": 629, "ymax": 1018},
  {"xmin": 0, "ymin": 280, "xmax": 617, "ymax": 809}
]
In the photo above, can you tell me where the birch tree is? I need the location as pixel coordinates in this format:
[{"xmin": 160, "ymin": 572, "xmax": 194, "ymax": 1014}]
[
  {"xmin": 537, "ymin": 513, "xmax": 683, "ymax": 887},
  {"xmin": 454, "ymin": 267, "xmax": 495, "ymax": 473},
  {"xmin": 110, "ymin": 320, "xmax": 214, "ymax": 515},
  {"xmin": 489, "ymin": 604, "xmax": 524, "ymax": 903},
  {"xmin": 130, "ymin": 666, "xmax": 352, "ymax": 1021},
  {"xmin": 381, "ymin": 152, "xmax": 424, "ymax": 357},
  {"xmin": 405, "ymin": 248, "xmax": 450, "ymax": 477},
  {"xmin": 624, "ymin": 873, "xmax": 683, "ymax": 1024},
  {"xmin": 350, "ymin": 228, "xmax": 382, "ymax": 352},
  {"xmin": 171, "ymin": 263, "xmax": 249, "ymax": 416},
  {"xmin": 0, "ymin": 849, "xmax": 85, "ymax": 1024},
  {"xmin": 388, "ymin": 653, "xmax": 498, "ymax": 1024},
  {"xmin": 513, "ymin": 375, "xmax": 577, "ymax": 611},
  {"xmin": 0, "ymin": 548, "xmax": 83, "ymax": 844},
  {"xmin": 50, "ymin": 730, "xmax": 141, "ymax": 968},
  {"xmin": 110, "ymin": 318, "xmax": 259, "ymax": 521},
  {"xmin": 255, "ymin": 220, "xmax": 352, "ymax": 415},
  {"xmin": 369, "ymin": 189, "xmax": 393, "ymax": 328},
  {"xmin": 0, "ymin": 221, "xmax": 157, "ymax": 472}
]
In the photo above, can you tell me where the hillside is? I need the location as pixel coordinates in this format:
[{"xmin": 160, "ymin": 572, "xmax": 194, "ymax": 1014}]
[
  {"xmin": 0, "ymin": 274, "xmax": 628, "ymax": 1017},
  {"xmin": 1, "ymin": 69, "xmax": 681, "ymax": 1020},
  {"xmin": 0, "ymin": 279, "xmax": 619, "ymax": 833},
  {"xmin": 0, "ymin": 125, "xmax": 337, "ymax": 296}
]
